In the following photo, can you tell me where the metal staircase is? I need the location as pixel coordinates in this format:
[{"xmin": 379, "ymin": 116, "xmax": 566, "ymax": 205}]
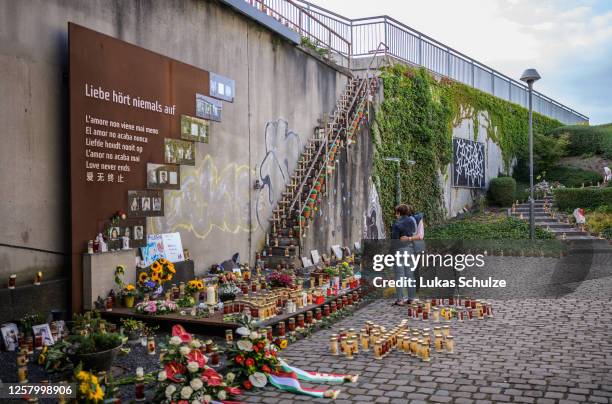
[{"xmin": 257, "ymin": 73, "xmax": 378, "ymax": 270}]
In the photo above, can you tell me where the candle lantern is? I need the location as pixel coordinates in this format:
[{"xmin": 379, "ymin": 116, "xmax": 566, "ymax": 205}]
[
  {"xmin": 135, "ymin": 367, "xmax": 145, "ymax": 402},
  {"xmin": 277, "ymin": 321, "xmax": 286, "ymax": 336},
  {"xmin": 410, "ymin": 337, "xmax": 418, "ymax": 356},
  {"xmin": 329, "ymin": 336, "xmax": 339, "ymax": 355},
  {"xmin": 445, "ymin": 335, "xmax": 454, "ymax": 354},
  {"xmin": 315, "ymin": 308, "xmax": 322, "ymax": 322},
  {"xmin": 211, "ymin": 348, "xmax": 220, "ymax": 367},
  {"xmin": 421, "ymin": 340, "xmax": 431, "ymax": 362},
  {"xmin": 374, "ymin": 340, "xmax": 382, "ymax": 359},
  {"xmin": 360, "ymin": 331, "xmax": 369, "ymax": 351},
  {"xmin": 26, "ymin": 336, "xmax": 34, "ymax": 354},
  {"xmin": 288, "ymin": 318, "xmax": 296, "ymax": 333},
  {"xmin": 147, "ymin": 336, "xmax": 156, "ymax": 355},
  {"xmin": 344, "ymin": 339, "xmax": 354, "ymax": 359},
  {"xmin": 34, "ymin": 271, "xmax": 43, "ymax": 285},
  {"xmin": 442, "ymin": 326, "xmax": 450, "ymax": 337},
  {"xmin": 305, "ymin": 310, "xmax": 313, "ymax": 325},
  {"xmin": 266, "ymin": 327, "xmax": 273, "ymax": 341},
  {"xmin": 225, "ymin": 330, "xmax": 233, "ymax": 345},
  {"xmin": 297, "ymin": 314, "xmax": 305, "ymax": 329},
  {"xmin": 9, "ymin": 274, "xmax": 17, "ymax": 289},
  {"xmin": 205, "ymin": 340, "xmax": 214, "ymax": 354},
  {"xmin": 434, "ymin": 334, "xmax": 444, "ymax": 352}
]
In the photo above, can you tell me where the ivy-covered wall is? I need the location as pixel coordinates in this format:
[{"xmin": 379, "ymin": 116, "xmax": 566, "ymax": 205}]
[{"xmin": 373, "ymin": 64, "xmax": 562, "ymax": 227}]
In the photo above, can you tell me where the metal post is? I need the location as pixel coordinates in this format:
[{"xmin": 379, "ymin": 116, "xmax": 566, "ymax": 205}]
[
  {"xmin": 528, "ymin": 81, "xmax": 535, "ymax": 240},
  {"xmin": 396, "ymin": 164, "xmax": 401, "ymax": 205}
]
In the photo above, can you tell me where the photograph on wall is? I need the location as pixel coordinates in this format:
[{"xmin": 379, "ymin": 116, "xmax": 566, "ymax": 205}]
[
  {"xmin": 99, "ymin": 217, "xmax": 147, "ymax": 249},
  {"xmin": 210, "ymin": 72, "xmax": 235, "ymax": 102},
  {"xmin": 452, "ymin": 137, "xmax": 486, "ymax": 188},
  {"xmin": 196, "ymin": 93, "xmax": 222, "ymax": 122},
  {"xmin": 164, "ymin": 138, "xmax": 195, "ymax": 166},
  {"xmin": 128, "ymin": 190, "xmax": 164, "ymax": 217},
  {"xmin": 180, "ymin": 114, "xmax": 210, "ymax": 143},
  {"xmin": 147, "ymin": 163, "xmax": 180, "ymax": 190}
]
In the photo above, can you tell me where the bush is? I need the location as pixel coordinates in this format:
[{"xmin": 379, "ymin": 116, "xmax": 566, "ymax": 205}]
[
  {"xmin": 553, "ymin": 187, "xmax": 612, "ymax": 210},
  {"xmin": 427, "ymin": 214, "xmax": 555, "ymax": 240},
  {"xmin": 545, "ymin": 166, "xmax": 603, "ymax": 188},
  {"xmin": 549, "ymin": 124, "xmax": 612, "ymax": 158},
  {"xmin": 586, "ymin": 212, "xmax": 612, "ymax": 235},
  {"xmin": 488, "ymin": 177, "xmax": 516, "ymax": 206}
]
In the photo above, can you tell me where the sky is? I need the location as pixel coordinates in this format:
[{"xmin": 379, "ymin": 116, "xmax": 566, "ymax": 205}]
[{"xmin": 310, "ymin": 0, "xmax": 612, "ymax": 124}]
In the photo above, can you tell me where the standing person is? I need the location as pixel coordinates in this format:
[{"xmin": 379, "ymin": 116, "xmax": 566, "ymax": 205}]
[
  {"xmin": 391, "ymin": 204, "xmax": 418, "ymax": 306},
  {"xmin": 604, "ymin": 166, "xmax": 611, "ymax": 185}
]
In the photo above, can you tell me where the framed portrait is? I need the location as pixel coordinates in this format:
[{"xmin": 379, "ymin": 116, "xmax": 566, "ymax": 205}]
[
  {"xmin": 1, "ymin": 323, "xmax": 19, "ymax": 351},
  {"xmin": 180, "ymin": 114, "xmax": 210, "ymax": 143},
  {"xmin": 109, "ymin": 227, "xmax": 121, "ymax": 240},
  {"xmin": 147, "ymin": 163, "xmax": 180, "ymax": 190},
  {"xmin": 99, "ymin": 217, "xmax": 146, "ymax": 248},
  {"xmin": 32, "ymin": 323, "xmax": 54, "ymax": 346},
  {"xmin": 164, "ymin": 138, "xmax": 195, "ymax": 166}
]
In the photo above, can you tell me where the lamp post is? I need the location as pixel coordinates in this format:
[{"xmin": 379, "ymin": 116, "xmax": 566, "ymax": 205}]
[
  {"xmin": 520, "ymin": 68, "xmax": 541, "ymax": 240},
  {"xmin": 383, "ymin": 157, "xmax": 415, "ymax": 205}
]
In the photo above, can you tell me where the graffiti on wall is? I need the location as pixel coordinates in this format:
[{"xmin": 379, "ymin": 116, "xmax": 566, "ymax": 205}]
[
  {"xmin": 255, "ymin": 119, "xmax": 302, "ymax": 229},
  {"xmin": 150, "ymin": 153, "xmax": 251, "ymax": 239},
  {"xmin": 452, "ymin": 137, "xmax": 485, "ymax": 188}
]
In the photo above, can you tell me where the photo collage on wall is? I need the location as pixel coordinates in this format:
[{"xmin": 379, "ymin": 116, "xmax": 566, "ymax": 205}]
[
  {"xmin": 100, "ymin": 217, "xmax": 147, "ymax": 249},
  {"xmin": 128, "ymin": 190, "xmax": 164, "ymax": 217}
]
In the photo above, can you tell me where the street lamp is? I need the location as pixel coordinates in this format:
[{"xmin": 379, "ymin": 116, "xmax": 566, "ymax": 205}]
[
  {"xmin": 383, "ymin": 157, "xmax": 416, "ymax": 205},
  {"xmin": 520, "ymin": 68, "xmax": 541, "ymax": 240}
]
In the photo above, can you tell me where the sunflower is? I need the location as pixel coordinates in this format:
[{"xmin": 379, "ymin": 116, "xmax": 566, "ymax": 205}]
[
  {"xmin": 196, "ymin": 281, "xmax": 204, "ymax": 290},
  {"xmin": 88, "ymin": 384, "xmax": 104, "ymax": 402},
  {"xmin": 151, "ymin": 261, "xmax": 162, "ymax": 272},
  {"xmin": 138, "ymin": 272, "xmax": 148, "ymax": 284},
  {"xmin": 167, "ymin": 264, "xmax": 176, "ymax": 274},
  {"xmin": 279, "ymin": 339, "xmax": 288, "ymax": 349},
  {"xmin": 164, "ymin": 273, "xmax": 173, "ymax": 281},
  {"xmin": 159, "ymin": 258, "xmax": 169, "ymax": 265},
  {"xmin": 151, "ymin": 273, "xmax": 161, "ymax": 283},
  {"xmin": 125, "ymin": 283, "xmax": 135, "ymax": 291}
]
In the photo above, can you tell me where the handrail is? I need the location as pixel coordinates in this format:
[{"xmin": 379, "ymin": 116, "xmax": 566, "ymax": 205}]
[{"xmin": 241, "ymin": 0, "xmax": 588, "ymax": 124}]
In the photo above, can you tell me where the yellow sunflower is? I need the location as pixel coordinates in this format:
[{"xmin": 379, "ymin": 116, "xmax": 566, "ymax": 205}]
[
  {"xmin": 88, "ymin": 384, "xmax": 104, "ymax": 401},
  {"xmin": 125, "ymin": 284, "xmax": 135, "ymax": 291},
  {"xmin": 151, "ymin": 273, "xmax": 161, "ymax": 283},
  {"xmin": 138, "ymin": 272, "xmax": 148, "ymax": 284},
  {"xmin": 279, "ymin": 339, "xmax": 288, "ymax": 349},
  {"xmin": 167, "ymin": 265, "xmax": 176, "ymax": 274},
  {"xmin": 196, "ymin": 281, "xmax": 204, "ymax": 290},
  {"xmin": 159, "ymin": 258, "xmax": 168, "ymax": 265},
  {"xmin": 165, "ymin": 273, "xmax": 173, "ymax": 281},
  {"xmin": 151, "ymin": 261, "xmax": 162, "ymax": 272}
]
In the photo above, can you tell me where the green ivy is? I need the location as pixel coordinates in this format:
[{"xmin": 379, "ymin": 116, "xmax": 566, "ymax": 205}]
[{"xmin": 373, "ymin": 64, "xmax": 563, "ymax": 227}]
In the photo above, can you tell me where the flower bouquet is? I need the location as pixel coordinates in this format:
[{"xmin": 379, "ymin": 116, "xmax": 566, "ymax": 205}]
[
  {"xmin": 74, "ymin": 365, "xmax": 105, "ymax": 402},
  {"xmin": 135, "ymin": 300, "xmax": 178, "ymax": 315},
  {"xmin": 122, "ymin": 283, "xmax": 137, "ymax": 308},
  {"xmin": 154, "ymin": 325, "xmax": 241, "ymax": 403},
  {"xmin": 226, "ymin": 327, "xmax": 279, "ymax": 391},
  {"xmin": 266, "ymin": 271, "xmax": 293, "ymax": 289},
  {"xmin": 150, "ymin": 258, "xmax": 176, "ymax": 285},
  {"xmin": 217, "ymin": 273, "xmax": 240, "ymax": 301},
  {"xmin": 186, "ymin": 279, "xmax": 205, "ymax": 303}
]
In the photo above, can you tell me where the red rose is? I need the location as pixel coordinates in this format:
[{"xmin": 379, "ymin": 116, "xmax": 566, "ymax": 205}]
[
  {"xmin": 261, "ymin": 365, "xmax": 271, "ymax": 374},
  {"xmin": 253, "ymin": 345, "xmax": 260, "ymax": 353},
  {"xmin": 225, "ymin": 386, "xmax": 242, "ymax": 395},
  {"xmin": 271, "ymin": 350, "xmax": 277, "ymax": 357},
  {"xmin": 243, "ymin": 380, "xmax": 253, "ymax": 390},
  {"xmin": 234, "ymin": 355, "xmax": 244, "ymax": 365},
  {"xmin": 245, "ymin": 358, "xmax": 255, "ymax": 367},
  {"xmin": 258, "ymin": 341, "xmax": 266, "ymax": 349}
]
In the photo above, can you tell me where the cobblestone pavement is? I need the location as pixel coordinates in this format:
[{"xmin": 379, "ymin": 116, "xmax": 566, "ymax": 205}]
[{"xmin": 243, "ymin": 269, "xmax": 612, "ymax": 403}]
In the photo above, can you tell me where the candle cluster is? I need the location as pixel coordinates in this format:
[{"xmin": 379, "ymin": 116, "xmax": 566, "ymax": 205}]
[
  {"xmin": 329, "ymin": 320, "xmax": 456, "ymax": 362},
  {"xmin": 407, "ymin": 297, "xmax": 493, "ymax": 322}
]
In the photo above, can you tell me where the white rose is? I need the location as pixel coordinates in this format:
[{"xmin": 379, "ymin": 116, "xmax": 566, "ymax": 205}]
[
  {"xmin": 169, "ymin": 336, "xmax": 182, "ymax": 345},
  {"xmin": 180, "ymin": 346, "xmax": 192, "ymax": 356},
  {"xmin": 225, "ymin": 372, "xmax": 235, "ymax": 383},
  {"xmin": 203, "ymin": 395, "xmax": 212, "ymax": 403},
  {"xmin": 181, "ymin": 386, "xmax": 193, "ymax": 400},
  {"xmin": 217, "ymin": 390, "xmax": 227, "ymax": 400},
  {"xmin": 190, "ymin": 377, "xmax": 203, "ymax": 391},
  {"xmin": 190, "ymin": 339, "xmax": 202, "ymax": 349},
  {"xmin": 157, "ymin": 371, "xmax": 167, "ymax": 381},
  {"xmin": 236, "ymin": 327, "xmax": 249, "ymax": 336},
  {"xmin": 187, "ymin": 361, "xmax": 199, "ymax": 373},
  {"xmin": 250, "ymin": 331, "xmax": 259, "ymax": 340},
  {"xmin": 165, "ymin": 384, "xmax": 176, "ymax": 399}
]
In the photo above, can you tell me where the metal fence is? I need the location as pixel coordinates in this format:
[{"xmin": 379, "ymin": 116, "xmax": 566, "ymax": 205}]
[{"xmin": 242, "ymin": 0, "xmax": 588, "ymax": 125}]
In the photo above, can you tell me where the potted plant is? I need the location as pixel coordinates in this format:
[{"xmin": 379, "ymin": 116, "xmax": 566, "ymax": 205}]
[
  {"xmin": 122, "ymin": 283, "xmax": 137, "ymax": 308},
  {"xmin": 303, "ymin": 206, "xmax": 311, "ymax": 219},
  {"xmin": 67, "ymin": 332, "xmax": 123, "ymax": 372},
  {"xmin": 120, "ymin": 318, "xmax": 144, "ymax": 341}
]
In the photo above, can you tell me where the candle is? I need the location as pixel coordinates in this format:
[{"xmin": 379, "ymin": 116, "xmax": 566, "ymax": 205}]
[
  {"xmin": 374, "ymin": 340, "xmax": 382, "ymax": 359},
  {"xmin": 205, "ymin": 339, "xmax": 214, "ymax": 354},
  {"xmin": 147, "ymin": 337, "xmax": 156, "ymax": 355},
  {"xmin": 421, "ymin": 340, "xmax": 430, "ymax": 362},
  {"xmin": 9, "ymin": 274, "xmax": 16, "ymax": 289},
  {"xmin": 360, "ymin": 331, "xmax": 369, "ymax": 351},
  {"xmin": 410, "ymin": 337, "xmax": 418, "ymax": 356},
  {"xmin": 211, "ymin": 348, "xmax": 220, "ymax": 367},
  {"xmin": 18, "ymin": 365, "xmax": 28, "ymax": 383},
  {"xmin": 329, "ymin": 336, "xmax": 339, "ymax": 355},
  {"xmin": 206, "ymin": 286, "xmax": 216, "ymax": 305},
  {"xmin": 225, "ymin": 330, "xmax": 233, "ymax": 345},
  {"xmin": 288, "ymin": 318, "xmax": 296, "ymax": 332},
  {"xmin": 297, "ymin": 314, "xmax": 305, "ymax": 328},
  {"xmin": 135, "ymin": 367, "xmax": 145, "ymax": 402},
  {"xmin": 434, "ymin": 334, "xmax": 444, "ymax": 352},
  {"xmin": 442, "ymin": 326, "xmax": 450, "ymax": 337},
  {"xmin": 445, "ymin": 335, "xmax": 454, "ymax": 353},
  {"xmin": 34, "ymin": 271, "xmax": 43, "ymax": 285},
  {"xmin": 315, "ymin": 308, "xmax": 322, "ymax": 321},
  {"xmin": 351, "ymin": 337, "xmax": 359, "ymax": 355}
]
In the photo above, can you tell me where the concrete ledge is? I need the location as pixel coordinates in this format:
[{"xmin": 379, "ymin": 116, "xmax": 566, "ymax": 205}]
[{"xmin": 0, "ymin": 278, "xmax": 69, "ymax": 323}]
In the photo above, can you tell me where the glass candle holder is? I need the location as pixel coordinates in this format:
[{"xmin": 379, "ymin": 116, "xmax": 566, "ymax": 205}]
[
  {"xmin": 374, "ymin": 340, "xmax": 382, "ymax": 359},
  {"xmin": 421, "ymin": 340, "xmax": 431, "ymax": 362},
  {"xmin": 288, "ymin": 318, "xmax": 296, "ymax": 332},
  {"xmin": 434, "ymin": 334, "xmax": 444, "ymax": 352},
  {"xmin": 445, "ymin": 335, "xmax": 454, "ymax": 354},
  {"xmin": 26, "ymin": 336, "xmax": 34, "ymax": 354},
  {"xmin": 211, "ymin": 348, "xmax": 220, "ymax": 367},
  {"xmin": 205, "ymin": 340, "xmax": 214, "ymax": 354},
  {"xmin": 147, "ymin": 337, "xmax": 156, "ymax": 355},
  {"xmin": 225, "ymin": 329, "xmax": 233, "ymax": 345},
  {"xmin": 105, "ymin": 297, "xmax": 113, "ymax": 311},
  {"xmin": 323, "ymin": 304, "xmax": 330, "ymax": 317},
  {"xmin": 8, "ymin": 274, "xmax": 16, "ymax": 289},
  {"xmin": 442, "ymin": 326, "xmax": 450, "ymax": 337},
  {"xmin": 410, "ymin": 337, "xmax": 418, "ymax": 356},
  {"xmin": 329, "ymin": 336, "xmax": 339, "ymax": 355},
  {"xmin": 402, "ymin": 334, "xmax": 410, "ymax": 353},
  {"xmin": 344, "ymin": 340, "xmax": 354, "ymax": 359},
  {"xmin": 422, "ymin": 310, "xmax": 429, "ymax": 321},
  {"xmin": 277, "ymin": 321, "xmax": 286, "ymax": 336},
  {"xmin": 315, "ymin": 308, "xmax": 322, "ymax": 321},
  {"xmin": 360, "ymin": 332, "xmax": 369, "ymax": 351},
  {"xmin": 266, "ymin": 327, "xmax": 273, "ymax": 341},
  {"xmin": 18, "ymin": 366, "xmax": 28, "ymax": 383},
  {"xmin": 305, "ymin": 310, "xmax": 313, "ymax": 325},
  {"xmin": 297, "ymin": 314, "xmax": 305, "ymax": 328}
]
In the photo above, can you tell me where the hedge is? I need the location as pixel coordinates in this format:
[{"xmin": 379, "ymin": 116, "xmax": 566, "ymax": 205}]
[
  {"xmin": 488, "ymin": 177, "xmax": 516, "ymax": 207},
  {"xmin": 549, "ymin": 124, "xmax": 612, "ymax": 159},
  {"xmin": 545, "ymin": 165, "xmax": 603, "ymax": 188},
  {"xmin": 553, "ymin": 187, "xmax": 612, "ymax": 210}
]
